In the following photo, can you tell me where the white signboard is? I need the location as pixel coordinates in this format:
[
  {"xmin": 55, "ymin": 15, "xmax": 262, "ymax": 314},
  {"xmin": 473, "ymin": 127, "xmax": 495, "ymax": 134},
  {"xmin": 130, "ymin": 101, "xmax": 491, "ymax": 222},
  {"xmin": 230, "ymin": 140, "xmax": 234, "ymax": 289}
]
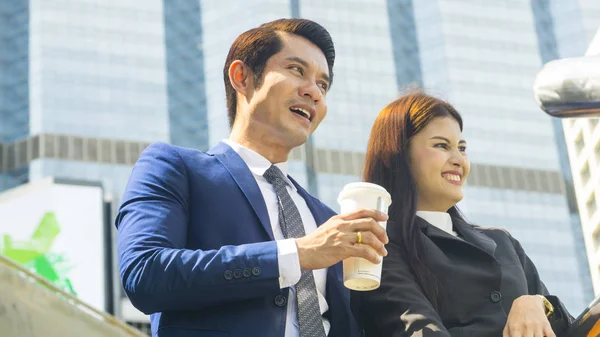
[{"xmin": 0, "ymin": 177, "xmax": 107, "ymax": 311}]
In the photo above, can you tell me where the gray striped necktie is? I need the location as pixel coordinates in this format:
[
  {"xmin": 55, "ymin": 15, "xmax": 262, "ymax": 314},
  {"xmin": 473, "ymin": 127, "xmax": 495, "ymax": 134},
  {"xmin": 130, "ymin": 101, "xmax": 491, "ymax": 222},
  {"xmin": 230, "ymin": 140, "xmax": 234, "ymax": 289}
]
[{"xmin": 263, "ymin": 165, "xmax": 326, "ymax": 337}]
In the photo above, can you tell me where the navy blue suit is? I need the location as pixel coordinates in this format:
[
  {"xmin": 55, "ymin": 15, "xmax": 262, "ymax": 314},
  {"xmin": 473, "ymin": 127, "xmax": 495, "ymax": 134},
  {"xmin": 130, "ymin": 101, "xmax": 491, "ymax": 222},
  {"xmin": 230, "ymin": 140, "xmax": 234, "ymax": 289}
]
[{"xmin": 116, "ymin": 142, "xmax": 358, "ymax": 337}]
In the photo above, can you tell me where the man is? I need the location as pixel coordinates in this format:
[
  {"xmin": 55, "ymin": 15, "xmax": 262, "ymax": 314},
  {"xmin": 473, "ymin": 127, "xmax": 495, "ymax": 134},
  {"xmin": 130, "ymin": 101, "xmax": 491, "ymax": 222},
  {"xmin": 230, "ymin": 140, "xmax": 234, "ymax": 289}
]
[{"xmin": 116, "ymin": 18, "xmax": 389, "ymax": 337}]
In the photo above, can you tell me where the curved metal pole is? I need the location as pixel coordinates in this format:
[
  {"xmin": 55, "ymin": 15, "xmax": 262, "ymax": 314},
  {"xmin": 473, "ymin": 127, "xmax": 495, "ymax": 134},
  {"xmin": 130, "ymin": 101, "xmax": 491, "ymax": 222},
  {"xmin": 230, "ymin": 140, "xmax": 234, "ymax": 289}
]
[{"xmin": 534, "ymin": 28, "xmax": 600, "ymax": 118}]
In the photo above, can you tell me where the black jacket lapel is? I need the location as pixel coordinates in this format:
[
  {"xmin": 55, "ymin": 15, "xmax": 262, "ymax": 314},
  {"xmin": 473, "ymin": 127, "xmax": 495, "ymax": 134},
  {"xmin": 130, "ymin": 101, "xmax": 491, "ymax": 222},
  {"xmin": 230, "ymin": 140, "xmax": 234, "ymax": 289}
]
[
  {"xmin": 452, "ymin": 216, "xmax": 497, "ymax": 257},
  {"xmin": 416, "ymin": 215, "xmax": 497, "ymax": 258}
]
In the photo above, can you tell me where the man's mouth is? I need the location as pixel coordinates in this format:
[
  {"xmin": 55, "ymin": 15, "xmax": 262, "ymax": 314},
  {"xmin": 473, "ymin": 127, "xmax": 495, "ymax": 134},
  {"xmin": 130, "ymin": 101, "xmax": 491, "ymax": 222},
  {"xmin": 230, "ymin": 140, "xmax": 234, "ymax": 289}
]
[{"xmin": 290, "ymin": 107, "xmax": 312, "ymax": 121}]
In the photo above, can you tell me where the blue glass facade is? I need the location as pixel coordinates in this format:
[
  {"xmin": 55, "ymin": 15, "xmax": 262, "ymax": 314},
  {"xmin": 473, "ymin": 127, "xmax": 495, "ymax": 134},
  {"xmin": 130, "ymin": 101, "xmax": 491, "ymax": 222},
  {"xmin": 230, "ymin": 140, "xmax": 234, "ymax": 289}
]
[
  {"xmin": 0, "ymin": 1, "xmax": 30, "ymax": 190},
  {"xmin": 27, "ymin": 0, "xmax": 169, "ymax": 142},
  {"xmin": 0, "ymin": 1, "xmax": 29, "ymax": 144},
  {"xmin": 387, "ymin": 0, "xmax": 423, "ymax": 88},
  {"xmin": 164, "ymin": 0, "xmax": 209, "ymax": 150}
]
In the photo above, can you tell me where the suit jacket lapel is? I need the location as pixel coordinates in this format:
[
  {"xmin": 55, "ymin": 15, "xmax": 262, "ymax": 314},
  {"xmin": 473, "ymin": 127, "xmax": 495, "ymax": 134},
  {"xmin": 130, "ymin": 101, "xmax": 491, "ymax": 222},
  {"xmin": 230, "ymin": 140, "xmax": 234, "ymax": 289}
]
[
  {"xmin": 209, "ymin": 142, "xmax": 274, "ymax": 240},
  {"xmin": 452, "ymin": 216, "xmax": 497, "ymax": 257},
  {"xmin": 416, "ymin": 215, "xmax": 497, "ymax": 258},
  {"xmin": 415, "ymin": 216, "xmax": 463, "ymax": 244},
  {"xmin": 289, "ymin": 176, "xmax": 331, "ymax": 227}
]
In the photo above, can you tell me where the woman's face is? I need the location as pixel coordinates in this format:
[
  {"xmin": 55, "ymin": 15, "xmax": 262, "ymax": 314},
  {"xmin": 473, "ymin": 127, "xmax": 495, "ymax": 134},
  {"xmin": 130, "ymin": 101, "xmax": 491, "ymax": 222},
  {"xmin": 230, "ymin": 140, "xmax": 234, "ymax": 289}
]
[{"xmin": 408, "ymin": 116, "xmax": 470, "ymax": 212}]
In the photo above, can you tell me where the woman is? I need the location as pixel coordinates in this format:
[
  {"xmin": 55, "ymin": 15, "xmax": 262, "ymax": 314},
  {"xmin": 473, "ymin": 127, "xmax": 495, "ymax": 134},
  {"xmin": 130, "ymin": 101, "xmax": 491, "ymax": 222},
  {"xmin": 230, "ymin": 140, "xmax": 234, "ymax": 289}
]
[{"xmin": 352, "ymin": 92, "xmax": 573, "ymax": 337}]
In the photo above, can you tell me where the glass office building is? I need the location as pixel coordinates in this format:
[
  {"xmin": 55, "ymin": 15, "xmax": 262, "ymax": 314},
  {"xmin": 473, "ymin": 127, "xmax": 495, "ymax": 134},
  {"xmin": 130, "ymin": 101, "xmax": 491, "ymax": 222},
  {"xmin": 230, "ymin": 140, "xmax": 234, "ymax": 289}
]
[
  {"xmin": 0, "ymin": 0, "xmax": 595, "ymax": 327},
  {"xmin": 0, "ymin": 0, "xmax": 209, "ymax": 197}
]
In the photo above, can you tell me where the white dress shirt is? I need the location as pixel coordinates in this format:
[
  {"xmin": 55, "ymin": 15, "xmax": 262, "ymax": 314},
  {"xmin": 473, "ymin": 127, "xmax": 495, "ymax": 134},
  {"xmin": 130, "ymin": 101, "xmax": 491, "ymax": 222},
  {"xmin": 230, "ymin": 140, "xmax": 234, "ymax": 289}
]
[
  {"xmin": 223, "ymin": 139, "xmax": 330, "ymax": 337},
  {"xmin": 416, "ymin": 211, "xmax": 457, "ymax": 237}
]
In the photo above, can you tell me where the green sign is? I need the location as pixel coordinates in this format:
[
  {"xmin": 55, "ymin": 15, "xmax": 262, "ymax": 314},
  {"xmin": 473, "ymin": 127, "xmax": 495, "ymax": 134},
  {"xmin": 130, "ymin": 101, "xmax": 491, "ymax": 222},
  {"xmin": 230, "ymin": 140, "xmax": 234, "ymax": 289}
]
[{"xmin": 1, "ymin": 212, "xmax": 76, "ymax": 295}]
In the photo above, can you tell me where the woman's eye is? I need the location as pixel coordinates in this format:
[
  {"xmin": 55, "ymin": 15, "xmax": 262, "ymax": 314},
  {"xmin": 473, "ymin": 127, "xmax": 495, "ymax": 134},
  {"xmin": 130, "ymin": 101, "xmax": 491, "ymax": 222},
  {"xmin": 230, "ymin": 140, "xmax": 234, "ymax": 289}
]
[
  {"xmin": 459, "ymin": 146, "xmax": 467, "ymax": 152},
  {"xmin": 435, "ymin": 143, "xmax": 449, "ymax": 149}
]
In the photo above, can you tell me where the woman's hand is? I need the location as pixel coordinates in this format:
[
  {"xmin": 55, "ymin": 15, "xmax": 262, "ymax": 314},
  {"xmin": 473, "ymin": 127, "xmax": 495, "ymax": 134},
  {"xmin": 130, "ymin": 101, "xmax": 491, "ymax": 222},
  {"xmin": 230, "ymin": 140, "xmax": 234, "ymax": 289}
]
[{"xmin": 503, "ymin": 295, "xmax": 555, "ymax": 337}]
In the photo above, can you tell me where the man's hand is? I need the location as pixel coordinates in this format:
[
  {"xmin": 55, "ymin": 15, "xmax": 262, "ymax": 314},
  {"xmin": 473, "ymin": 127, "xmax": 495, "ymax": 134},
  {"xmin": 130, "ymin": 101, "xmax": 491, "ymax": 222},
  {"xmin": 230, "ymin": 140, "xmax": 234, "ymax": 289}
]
[
  {"xmin": 295, "ymin": 209, "xmax": 389, "ymax": 270},
  {"xmin": 503, "ymin": 295, "xmax": 555, "ymax": 337}
]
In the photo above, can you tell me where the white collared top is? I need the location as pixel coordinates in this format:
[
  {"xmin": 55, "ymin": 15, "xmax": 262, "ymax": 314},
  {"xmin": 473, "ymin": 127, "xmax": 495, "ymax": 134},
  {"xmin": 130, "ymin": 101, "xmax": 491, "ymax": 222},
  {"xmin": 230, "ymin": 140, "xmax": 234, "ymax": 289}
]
[
  {"xmin": 222, "ymin": 139, "xmax": 330, "ymax": 336},
  {"xmin": 416, "ymin": 211, "xmax": 457, "ymax": 237}
]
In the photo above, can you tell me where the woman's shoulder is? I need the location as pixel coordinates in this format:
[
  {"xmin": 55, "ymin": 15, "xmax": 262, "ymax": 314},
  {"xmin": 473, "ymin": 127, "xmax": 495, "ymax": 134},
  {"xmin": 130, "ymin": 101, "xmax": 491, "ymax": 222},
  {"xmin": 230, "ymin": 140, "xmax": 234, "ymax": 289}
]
[
  {"xmin": 467, "ymin": 225, "xmax": 528, "ymax": 257},
  {"xmin": 471, "ymin": 224, "xmax": 510, "ymax": 234},
  {"xmin": 469, "ymin": 224, "xmax": 515, "ymax": 241}
]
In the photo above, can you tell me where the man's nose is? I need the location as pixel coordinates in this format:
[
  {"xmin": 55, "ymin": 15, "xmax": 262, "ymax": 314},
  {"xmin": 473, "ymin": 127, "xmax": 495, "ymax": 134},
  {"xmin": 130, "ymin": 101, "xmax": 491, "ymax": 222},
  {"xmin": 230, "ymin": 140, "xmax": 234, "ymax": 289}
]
[{"xmin": 299, "ymin": 81, "xmax": 322, "ymax": 103}]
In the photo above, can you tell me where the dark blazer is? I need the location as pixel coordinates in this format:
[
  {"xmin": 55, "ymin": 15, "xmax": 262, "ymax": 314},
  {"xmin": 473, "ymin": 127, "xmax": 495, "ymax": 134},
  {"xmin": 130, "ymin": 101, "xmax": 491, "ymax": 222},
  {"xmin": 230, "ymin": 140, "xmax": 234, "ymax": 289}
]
[
  {"xmin": 352, "ymin": 215, "xmax": 573, "ymax": 337},
  {"xmin": 116, "ymin": 142, "xmax": 359, "ymax": 337}
]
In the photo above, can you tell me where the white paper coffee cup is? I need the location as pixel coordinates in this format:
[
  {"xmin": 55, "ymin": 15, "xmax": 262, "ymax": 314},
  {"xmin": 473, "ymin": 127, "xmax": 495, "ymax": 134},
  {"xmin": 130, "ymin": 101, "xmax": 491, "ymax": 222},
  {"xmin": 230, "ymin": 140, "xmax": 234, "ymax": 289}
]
[{"xmin": 337, "ymin": 182, "xmax": 392, "ymax": 291}]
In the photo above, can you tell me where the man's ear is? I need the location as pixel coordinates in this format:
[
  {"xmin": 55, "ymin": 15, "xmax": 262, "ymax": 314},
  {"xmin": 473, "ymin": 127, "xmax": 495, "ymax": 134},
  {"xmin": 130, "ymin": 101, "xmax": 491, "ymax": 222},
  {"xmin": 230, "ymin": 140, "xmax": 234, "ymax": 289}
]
[{"xmin": 229, "ymin": 60, "xmax": 253, "ymax": 98}]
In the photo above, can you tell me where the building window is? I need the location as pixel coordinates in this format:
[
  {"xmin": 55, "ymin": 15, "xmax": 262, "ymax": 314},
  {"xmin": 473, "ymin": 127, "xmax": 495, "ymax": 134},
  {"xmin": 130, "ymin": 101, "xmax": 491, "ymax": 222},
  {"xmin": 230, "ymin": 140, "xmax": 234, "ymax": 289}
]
[
  {"xmin": 575, "ymin": 133, "xmax": 585, "ymax": 155},
  {"xmin": 44, "ymin": 134, "xmax": 55, "ymax": 158},
  {"xmin": 99, "ymin": 139, "xmax": 112, "ymax": 163},
  {"xmin": 86, "ymin": 138, "xmax": 98, "ymax": 162},
  {"xmin": 115, "ymin": 141, "xmax": 127, "ymax": 165},
  {"xmin": 30, "ymin": 135, "xmax": 40, "ymax": 161},
  {"xmin": 587, "ymin": 193, "xmax": 597, "ymax": 219},
  {"xmin": 73, "ymin": 137, "xmax": 84, "ymax": 161},
  {"xmin": 582, "ymin": 162, "xmax": 591, "ymax": 186},
  {"xmin": 126, "ymin": 142, "xmax": 140, "ymax": 165},
  {"xmin": 15, "ymin": 140, "xmax": 27, "ymax": 168},
  {"xmin": 6, "ymin": 144, "xmax": 15, "ymax": 171},
  {"xmin": 343, "ymin": 151, "xmax": 354, "ymax": 176},
  {"xmin": 595, "ymin": 230, "xmax": 600, "ymax": 250},
  {"xmin": 57, "ymin": 135, "xmax": 69, "ymax": 159}
]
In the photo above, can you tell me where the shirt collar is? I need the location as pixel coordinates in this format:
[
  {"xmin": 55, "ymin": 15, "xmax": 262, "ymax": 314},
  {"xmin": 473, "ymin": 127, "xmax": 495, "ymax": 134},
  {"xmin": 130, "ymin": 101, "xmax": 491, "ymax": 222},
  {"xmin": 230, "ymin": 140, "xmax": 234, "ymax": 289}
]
[
  {"xmin": 222, "ymin": 139, "xmax": 296, "ymax": 190},
  {"xmin": 416, "ymin": 211, "xmax": 454, "ymax": 236}
]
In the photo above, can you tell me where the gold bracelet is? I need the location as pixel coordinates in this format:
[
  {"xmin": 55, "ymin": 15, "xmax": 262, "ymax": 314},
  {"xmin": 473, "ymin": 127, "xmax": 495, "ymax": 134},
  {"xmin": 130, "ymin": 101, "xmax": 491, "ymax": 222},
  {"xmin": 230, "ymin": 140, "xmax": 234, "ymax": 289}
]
[{"xmin": 537, "ymin": 295, "xmax": 555, "ymax": 317}]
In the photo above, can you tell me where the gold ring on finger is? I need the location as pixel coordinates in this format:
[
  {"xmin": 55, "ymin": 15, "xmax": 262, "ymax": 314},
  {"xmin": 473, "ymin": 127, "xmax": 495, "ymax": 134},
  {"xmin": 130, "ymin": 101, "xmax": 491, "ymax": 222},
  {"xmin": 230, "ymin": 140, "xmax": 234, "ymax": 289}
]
[{"xmin": 357, "ymin": 231, "xmax": 362, "ymax": 244}]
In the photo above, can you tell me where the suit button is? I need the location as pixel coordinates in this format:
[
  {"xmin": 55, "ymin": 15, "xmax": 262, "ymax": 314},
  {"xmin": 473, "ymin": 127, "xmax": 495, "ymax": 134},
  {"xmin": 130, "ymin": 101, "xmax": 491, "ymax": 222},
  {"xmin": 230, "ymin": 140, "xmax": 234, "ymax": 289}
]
[
  {"xmin": 274, "ymin": 295, "xmax": 287, "ymax": 307},
  {"xmin": 233, "ymin": 269, "xmax": 243, "ymax": 279},
  {"xmin": 252, "ymin": 267, "xmax": 261, "ymax": 276},
  {"xmin": 243, "ymin": 268, "xmax": 252, "ymax": 278},
  {"xmin": 224, "ymin": 270, "xmax": 233, "ymax": 280},
  {"xmin": 490, "ymin": 291, "xmax": 502, "ymax": 303}
]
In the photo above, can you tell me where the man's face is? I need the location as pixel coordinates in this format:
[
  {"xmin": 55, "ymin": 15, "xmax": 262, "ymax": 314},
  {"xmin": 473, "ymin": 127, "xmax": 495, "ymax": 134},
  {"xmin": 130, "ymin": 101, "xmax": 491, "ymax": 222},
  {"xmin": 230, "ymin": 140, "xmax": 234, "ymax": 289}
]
[{"xmin": 240, "ymin": 32, "xmax": 330, "ymax": 149}]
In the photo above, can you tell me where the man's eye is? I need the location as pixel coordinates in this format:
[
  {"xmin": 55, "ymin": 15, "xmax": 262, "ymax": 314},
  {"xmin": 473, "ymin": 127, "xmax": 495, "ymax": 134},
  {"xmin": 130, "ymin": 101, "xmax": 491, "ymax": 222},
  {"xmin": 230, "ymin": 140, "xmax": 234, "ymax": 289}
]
[{"xmin": 291, "ymin": 66, "xmax": 303, "ymax": 75}]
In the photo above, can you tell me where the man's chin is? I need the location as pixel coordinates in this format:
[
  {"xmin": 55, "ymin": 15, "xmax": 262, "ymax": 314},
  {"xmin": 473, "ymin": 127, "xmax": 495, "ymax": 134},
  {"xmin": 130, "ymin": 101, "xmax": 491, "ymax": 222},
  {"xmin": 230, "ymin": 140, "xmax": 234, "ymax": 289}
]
[{"xmin": 285, "ymin": 131, "xmax": 311, "ymax": 147}]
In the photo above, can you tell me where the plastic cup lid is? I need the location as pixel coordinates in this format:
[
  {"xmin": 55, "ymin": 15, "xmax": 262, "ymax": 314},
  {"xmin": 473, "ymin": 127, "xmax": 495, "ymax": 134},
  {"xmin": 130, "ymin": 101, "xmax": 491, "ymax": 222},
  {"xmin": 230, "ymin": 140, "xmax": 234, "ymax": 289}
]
[{"xmin": 337, "ymin": 182, "xmax": 392, "ymax": 205}]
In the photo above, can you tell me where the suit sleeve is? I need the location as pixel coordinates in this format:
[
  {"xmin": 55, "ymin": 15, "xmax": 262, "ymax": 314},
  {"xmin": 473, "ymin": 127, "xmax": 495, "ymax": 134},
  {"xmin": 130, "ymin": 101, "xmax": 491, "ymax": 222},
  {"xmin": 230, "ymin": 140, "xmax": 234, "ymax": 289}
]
[
  {"xmin": 510, "ymin": 236, "xmax": 574, "ymax": 336},
  {"xmin": 115, "ymin": 142, "xmax": 281, "ymax": 314},
  {"xmin": 353, "ymin": 241, "xmax": 450, "ymax": 337}
]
